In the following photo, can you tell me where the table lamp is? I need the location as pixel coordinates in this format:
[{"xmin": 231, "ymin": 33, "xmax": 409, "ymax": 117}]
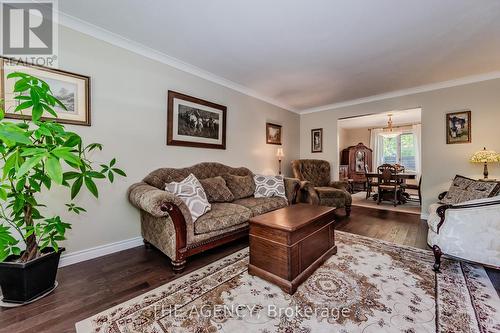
[
  {"xmin": 469, "ymin": 147, "xmax": 499, "ymax": 179},
  {"xmin": 276, "ymin": 148, "xmax": 284, "ymax": 175}
]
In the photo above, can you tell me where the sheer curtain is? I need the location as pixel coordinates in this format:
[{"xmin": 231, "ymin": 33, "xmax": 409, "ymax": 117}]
[
  {"xmin": 369, "ymin": 128, "xmax": 384, "ymax": 171},
  {"xmin": 413, "ymin": 124, "xmax": 422, "ymax": 177}
]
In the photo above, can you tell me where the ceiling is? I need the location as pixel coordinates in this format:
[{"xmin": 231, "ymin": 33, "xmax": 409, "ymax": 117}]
[
  {"xmin": 59, "ymin": 0, "xmax": 500, "ymax": 113},
  {"xmin": 338, "ymin": 108, "xmax": 421, "ymax": 129}
]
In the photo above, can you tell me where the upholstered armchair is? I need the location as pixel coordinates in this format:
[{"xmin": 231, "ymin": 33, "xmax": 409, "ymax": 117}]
[
  {"xmin": 427, "ymin": 193, "xmax": 500, "ymax": 271},
  {"xmin": 291, "ymin": 159, "xmax": 352, "ymax": 216}
]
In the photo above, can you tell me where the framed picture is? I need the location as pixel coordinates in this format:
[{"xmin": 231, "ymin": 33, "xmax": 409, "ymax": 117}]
[
  {"xmin": 0, "ymin": 57, "xmax": 91, "ymax": 126},
  {"xmin": 167, "ymin": 90, "xmax": 227, "ymax": 149},
  {"xmin": 311, "ymin": 128, "xmax": 323, "ymax": 153},
  {"xmin": 266, "ymin": 122, "xmax": 282, "ymax": 145},
  {"xmin": 339, "ymin": 165, "xmax": 349, "ymax": 181},
  {"xmin": 446, "ymin": 110, "xmax": 471, "ymax": 144}
]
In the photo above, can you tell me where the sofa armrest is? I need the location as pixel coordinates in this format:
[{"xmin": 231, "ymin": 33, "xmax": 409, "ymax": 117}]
[
  {"xmin": 329, "ymin": 180, "xmax": 349, "ymax": 191},
  {"xmin": 283, "ymin": 177, "xmax": 301, "ymax": 204},
  {"xmin": 298, "ymin": 181, "xmax": 320, "ymax": 205},
  {"xmin": 128, "ymin": 182, "xmax": 192, "ymax": 224},
  {"xmin": 438, "ymin": 191, "xmax": 448, "ymax": 201},
  {"xmin": 435, "ymin": 197, "xmax": 500, "ymax": 233}
]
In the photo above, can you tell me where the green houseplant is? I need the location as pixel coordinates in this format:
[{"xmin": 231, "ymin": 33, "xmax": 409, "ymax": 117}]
[{"xmin": 0, "ymin": 72, "xmax": 125, "ymax": 304}]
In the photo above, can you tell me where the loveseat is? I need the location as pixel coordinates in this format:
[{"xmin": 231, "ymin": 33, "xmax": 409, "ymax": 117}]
[{"xmin": 128, "ymin": 162, "xmax": 300, "ymax": 272}]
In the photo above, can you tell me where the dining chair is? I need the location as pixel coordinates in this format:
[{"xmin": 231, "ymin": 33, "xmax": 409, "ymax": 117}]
[
  {"xmin": 377, "ymin": 164, "xmax": 399, "ymax": 206},
  {"xmin": 364, "ymin": 164, "xmax": 378, "ymax": 199},
  {"xmin": 406, "ymin": 176, "xmax": 422, "ymax": 205}
]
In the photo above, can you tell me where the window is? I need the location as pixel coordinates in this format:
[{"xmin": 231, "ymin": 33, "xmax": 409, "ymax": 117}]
[{"xmin": 382, "ymin": 133, "xmax": 416, "ymax": 171}]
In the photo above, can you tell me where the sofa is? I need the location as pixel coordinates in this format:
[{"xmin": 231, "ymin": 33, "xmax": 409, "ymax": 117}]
[
  {"xmin": 291, "ymin": 159, "xmax": 352, "ymax": 216},
  {"xmin": 128, "ymin": 162, "xmax": 300, "ymax": 272},
  {"xmin": 427, "ymin": 185, "xmax": 500, "ymax": 270}
]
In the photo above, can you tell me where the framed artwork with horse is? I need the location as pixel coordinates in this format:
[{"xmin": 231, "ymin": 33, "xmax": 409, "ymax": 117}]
[
  {"xmin": 446, "ymin": 110, "xmax": 471, "ymax": 144},
  {"xmin": 167, "ymin": 90, "xmax": 227, "ymax": 149}
]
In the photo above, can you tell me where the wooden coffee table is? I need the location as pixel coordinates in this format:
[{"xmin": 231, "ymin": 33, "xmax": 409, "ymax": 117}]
[{"xmin": 248, "ymin": 203, "xmax": 337, "ymax": 294}]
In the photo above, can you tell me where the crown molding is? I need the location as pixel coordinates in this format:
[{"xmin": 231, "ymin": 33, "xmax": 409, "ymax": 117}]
[
  {"xmin": 300, "ymin": 71, "xmax": 500, "ymax": 115},
  {"xmin": 57, "ymin": 11, "xmax": 299, "ymax": 114}
]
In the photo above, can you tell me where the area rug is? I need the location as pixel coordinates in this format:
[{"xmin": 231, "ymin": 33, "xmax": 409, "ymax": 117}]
[
  {"xmin": 351, "ymin": 191, "xmax": 422, "ymax": 215},
  {"xmin": 76, "ymin": 232, "xmax": 499, "ymax": 333}
]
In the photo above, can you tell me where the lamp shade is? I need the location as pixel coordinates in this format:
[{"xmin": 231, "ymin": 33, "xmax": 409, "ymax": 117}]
[
  {"xmin": 470, "ymin": 147, "xmax": 499, "ymax": 163},
  {"xmin": 276, "ymin": 148, "xmax": 284, "ymax": 158}
]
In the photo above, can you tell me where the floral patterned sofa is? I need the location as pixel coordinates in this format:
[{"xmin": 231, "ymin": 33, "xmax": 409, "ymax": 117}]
[{"xmin": 128, "ymin": 162, "xmax": 300, "ymax": 272}]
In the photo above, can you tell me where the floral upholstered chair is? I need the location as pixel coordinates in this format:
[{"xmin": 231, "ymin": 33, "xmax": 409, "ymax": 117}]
[{"xmin": 291, "ymin": 159, "xmax": 352, "ymax": 216}]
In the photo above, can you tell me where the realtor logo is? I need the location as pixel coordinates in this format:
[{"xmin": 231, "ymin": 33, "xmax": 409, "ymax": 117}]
[{"xmin": 1, "ymin": 0, "xmax": 58, "ymax": 66}]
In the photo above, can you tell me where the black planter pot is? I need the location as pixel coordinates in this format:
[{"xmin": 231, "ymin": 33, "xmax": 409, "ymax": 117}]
[{"xmin": 0, "ymin": 247, "xmax": 64, "ymax": 304}]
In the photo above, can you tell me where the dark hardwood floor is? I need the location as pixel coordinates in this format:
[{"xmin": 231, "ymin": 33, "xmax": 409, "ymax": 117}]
[{"xmin": 0, "ymin": 206, "xmax": 497, "ymax": 333}]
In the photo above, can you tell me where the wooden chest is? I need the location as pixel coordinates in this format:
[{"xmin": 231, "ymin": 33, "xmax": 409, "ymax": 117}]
[{"xmin": 248, "ymin": 204, "xmax": 336, "ymax": 294}]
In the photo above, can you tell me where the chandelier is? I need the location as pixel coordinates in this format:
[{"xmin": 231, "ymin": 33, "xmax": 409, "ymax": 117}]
[{"xmin": 380, "ymin": 114, "xmax": 402, "ymax": 138}]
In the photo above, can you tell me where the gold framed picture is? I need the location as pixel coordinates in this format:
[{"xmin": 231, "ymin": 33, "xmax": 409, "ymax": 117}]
[
  {"xmin": 266, "ymin": 122, "xmax": 282, "ymax": 145},
  {"xmin": 446, "ymin": 110, "xmax": 471, "ymax": 144},
  {"xmin": 0, "ymin": 57, "xmax": 91, "ymax": 126}
]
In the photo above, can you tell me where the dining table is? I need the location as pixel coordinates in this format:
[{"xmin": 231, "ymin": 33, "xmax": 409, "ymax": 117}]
[
  {"xmin": 365, "ymin": 172, "xmax": 417, "ymax": 204},
  {"xmin": 365, "ymin": 172, "xmax": 417, "ymax": 180}
]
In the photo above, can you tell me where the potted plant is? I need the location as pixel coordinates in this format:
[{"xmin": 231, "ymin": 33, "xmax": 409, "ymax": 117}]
[{"xmin": 0, "ymin": 72, "xmax": 125, "ymax": 304}]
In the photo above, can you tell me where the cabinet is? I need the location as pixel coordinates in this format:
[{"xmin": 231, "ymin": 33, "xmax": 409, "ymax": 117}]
[{"xmin": 340, "ymin": 143, "xmax": 372, "ymax": 189}]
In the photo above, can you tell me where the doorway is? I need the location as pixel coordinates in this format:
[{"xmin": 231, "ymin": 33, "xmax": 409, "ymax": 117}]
[{"xmin": 337, "ymin": 108, "xmax": 422, "ymax": 214}]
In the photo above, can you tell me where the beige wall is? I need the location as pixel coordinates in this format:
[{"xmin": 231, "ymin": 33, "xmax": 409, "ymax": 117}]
[
  {"xmin": 300, "ymin": 78, "xmax": 500, "ymax": 214},
  {"xmin": 37, "ymin": 26, "xmax": 299, "ymax": 255},
  {"xmin": 338, "ymin": 127, "xmax": 371, "ymax": 151}
]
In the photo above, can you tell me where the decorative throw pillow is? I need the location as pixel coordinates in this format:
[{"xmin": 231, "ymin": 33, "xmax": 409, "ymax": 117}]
[
  {"xmin": 199, "ymin": 176, "xmax": 234, "ymax": 203},
  {"xmin": 463, "ymin": 180, "xmax": 500, "ymax": 202},
  {"xmin": 441, "ymin": 175, "xmax": 500, "ymax": 204},
  {"xmin": 222, "ymin": 174, "xmax": 256, "ymax": 200},
  {"xmin": 440, "ymin": 175, "xmax": 475, "ymax": 204},
  {"xmin": 253, "ymin": 175, "xmax": 287, "ymax": 200},
  {"xmin": 165, "ymin": 174, "xmax": 211, "ymax": 222}
]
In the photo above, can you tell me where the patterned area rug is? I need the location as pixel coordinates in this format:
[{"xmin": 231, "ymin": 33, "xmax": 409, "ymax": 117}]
[{"xmin": 76, "ymin": 232, "xmax": 499, "ymax": 333}]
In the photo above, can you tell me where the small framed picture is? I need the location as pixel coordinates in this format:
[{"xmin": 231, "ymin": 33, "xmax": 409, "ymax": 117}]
[
  {"xmin": 446, "ymin": 110, "xmax": 471, "ymax": 144},
  {"xmin": 167, "ymin": 90, "xmax": 227, "ymax": 149},
  {"xmin": 0, "ymin": 57, "xmax": 91, "ymax": 126},
  {"xmin": 266, "ymin": 122, "xmax": 282, "ymax": 145},
  {"xmin": 339, "ymin": 165, "xmax": 349, "ymax": 180},
  {"xmin": 311, "ymin": 128, "xmax": 323, "ymax": 153}
]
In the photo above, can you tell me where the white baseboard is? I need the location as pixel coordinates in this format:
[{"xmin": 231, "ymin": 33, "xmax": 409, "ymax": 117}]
[{"xmin": 59, "ymin": 237, "xmax": 143, "ymax": 268}]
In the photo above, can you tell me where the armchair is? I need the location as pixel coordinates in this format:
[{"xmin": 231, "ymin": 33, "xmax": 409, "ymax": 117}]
[
  {"xmin": 427, "ymin": 192, "xmax": 500, "ymax": 271},
  {"xmin": 291, "ymin": 159, "xmax": 352, "ymax": 216}
]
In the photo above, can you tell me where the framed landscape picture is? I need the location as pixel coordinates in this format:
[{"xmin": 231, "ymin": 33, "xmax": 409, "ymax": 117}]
[
  {"xmin": 167, "ymin": 90, "xmax": 227, "ymax": 149},
  {"xmin": 266, "ymin": 122, "xmax": 282, "ymax": 145},
  {"xmin": 446, "ymin": 110, "xmax": 471, "ymax": 144},
  {"xmin": 0, "ymin": 57, "xmax": 91, "ymax": 126},
  {"xmin": 311, "ymin": 128, "xmax": 323, "ymax": 152}
]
